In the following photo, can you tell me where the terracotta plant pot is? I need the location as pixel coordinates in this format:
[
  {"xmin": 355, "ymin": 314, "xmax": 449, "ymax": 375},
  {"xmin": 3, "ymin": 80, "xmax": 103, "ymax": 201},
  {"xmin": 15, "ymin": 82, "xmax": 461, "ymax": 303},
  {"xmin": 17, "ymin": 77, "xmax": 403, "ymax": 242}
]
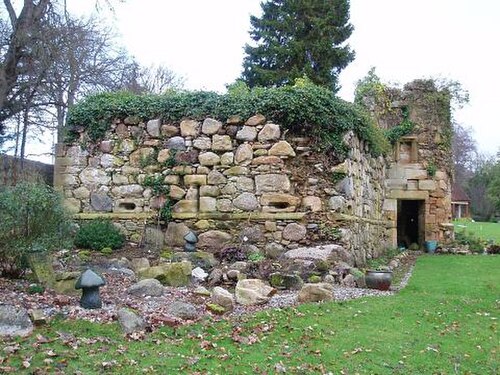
[{"xmin": 365, "ymin": 270, "xmax": 393, "ymax": 291}]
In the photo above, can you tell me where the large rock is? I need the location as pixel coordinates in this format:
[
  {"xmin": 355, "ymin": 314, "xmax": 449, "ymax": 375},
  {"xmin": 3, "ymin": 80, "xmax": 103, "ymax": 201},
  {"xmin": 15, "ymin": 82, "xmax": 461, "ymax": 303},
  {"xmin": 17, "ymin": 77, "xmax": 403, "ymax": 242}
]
[
  {"xmin": 207, "ymin": 170, "xmax": 227, "ymax": 184},
  {"xmin": 264, "ymin": 242, "xmax": 285, "ymax": 259},
  {"xmin": 0, "ymin": 305, "xmax": 33, "ymax": 337},
  {"xmin": 193, "ymin": 136, "xmax": 212, "ymax": 150},
  {"xmin": 197, "ymin": 230, "xmax": 232, "ymax": 252},
  {"xmin": 233, "ymin": 192, "xmax": 259, "ymax": 211},
  {"xmin": 212, "ymin": 287, "xmax": 234, "ymax": 311},
  {"xmin": 53, "ymin": 271, "xmax": 80, "ymax": 296},
  {"xmin": 268, "ymin": 141, "xmax": 296, "ymax": 157},
  {"xmin": 257, "ymin": 124, "xmax": 280, "ymax": 142},
  {"xmin": 199, "ymin": 152, "xmax": 221, "ymax": 166},
  {"xmin": 79, "ymin": 167, "xmax": 111, "ymax": 187},
  {"xmin": 117, "ymin": 308, "xmax": 147, "ymax": 333},
  {"xmin": 28, "ymin": 253, "xmax": 55, "ymax": 287},
  {"xmin": 112, "ymin": 184, "xmax": 143, "ymax": 198},
  {"xmin": 166, "ymin": 302, "xmax": 198, "ymax": 320},
  {"xmin": 212, "ymin": 135, "xmax": 233, "ymax": 151},
  {"xmin": 202, "ymin": 118, "xmax": 222, "ymax": 135},
  {"xmin": 234, "ymin": 143, "xmax": 254, "ymax": 165},
  {"xmin": 138, "ymin": 261, "xmax": 192, "ymax": 287},
  {"xmin": 235, "ymin": 279, "xmax": 276, "ymax": 305},
  {"xmin": 130, "ymin": 257, "xmax": 150, "ymax": 272},
  {"xmin": 282, "ymin": 223, "xmax": 307, "ymax": 241},
  {"xmin": 165, "ymin": 222, "xmax": 190, "ymax": 247},
  {"xmin": 283, "ymin": 244, "xmax": 353, "ymax": 265},
  {"xmin": 236, "ymin": 126, "xmax": 257, "ymax": 141},
  {"xmin": 255, "ymin": 174, "xmax": 290, "ymax": 193},
  {"xmin": 127, "ymin": 279, "xmax": 164, "ymax": 297},
  {"xmin": 147, "ymin": 119, "xmax": 161, "ymax": 137},
  {"xmin": 180, "ymin": 120, "xmax": 200, "ymax": 137},
  {"xmin": 90, "ymin": 193, "xmax": 113, "ymax": 212},
  {"xmin": 165, "ymin": 136, "xmax": 186, "ymax": 151},
  {"xmin": 297, "ymin": 283, "xmax": 334, "ymax": 303},
  {"xmin": 129, "ymin": 147, "xmax": 155, "ymax": 167},
  {"xmin": 245, "ymin": 114, "xmax": 266, "ymax": 126}
]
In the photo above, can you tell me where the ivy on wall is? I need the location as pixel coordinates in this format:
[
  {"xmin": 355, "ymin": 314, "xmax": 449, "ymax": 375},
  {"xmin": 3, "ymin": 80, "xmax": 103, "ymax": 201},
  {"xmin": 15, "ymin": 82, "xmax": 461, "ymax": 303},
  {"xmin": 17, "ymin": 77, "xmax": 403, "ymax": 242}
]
[{"xmin": 65, "ymin": 79, "xmax": 390, "ymax": 158}]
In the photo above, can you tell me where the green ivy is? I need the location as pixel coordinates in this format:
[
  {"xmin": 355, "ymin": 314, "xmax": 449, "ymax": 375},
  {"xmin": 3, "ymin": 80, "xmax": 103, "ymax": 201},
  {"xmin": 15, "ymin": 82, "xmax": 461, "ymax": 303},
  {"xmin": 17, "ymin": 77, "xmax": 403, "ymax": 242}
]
[
  {"xmin": 142, "ymin": 174, "xmax": 169, "ymax": 196},
  {"xmin": 66, "ymin": 81, "xmax": 390, "ymax": 158},
  {"xmin": 385, "ymin": 106, "xmax": 415, "ymax": 144}
]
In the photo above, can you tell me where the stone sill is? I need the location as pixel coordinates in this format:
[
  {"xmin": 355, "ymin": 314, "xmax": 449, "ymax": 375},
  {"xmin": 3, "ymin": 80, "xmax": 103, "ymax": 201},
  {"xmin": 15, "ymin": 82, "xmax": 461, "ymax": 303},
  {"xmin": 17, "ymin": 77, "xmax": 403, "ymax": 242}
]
[{"xmin": 73, "ymin": 212, "xmax": 306, "ymax": 221}]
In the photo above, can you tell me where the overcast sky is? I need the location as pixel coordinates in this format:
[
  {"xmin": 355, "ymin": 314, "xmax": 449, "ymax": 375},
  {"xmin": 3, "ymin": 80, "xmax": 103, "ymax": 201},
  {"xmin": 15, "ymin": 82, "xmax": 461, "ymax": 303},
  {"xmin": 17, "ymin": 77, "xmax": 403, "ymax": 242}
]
[{"xmin": 41, "ymin": 0, "xmax": 500, "ymax": 161}]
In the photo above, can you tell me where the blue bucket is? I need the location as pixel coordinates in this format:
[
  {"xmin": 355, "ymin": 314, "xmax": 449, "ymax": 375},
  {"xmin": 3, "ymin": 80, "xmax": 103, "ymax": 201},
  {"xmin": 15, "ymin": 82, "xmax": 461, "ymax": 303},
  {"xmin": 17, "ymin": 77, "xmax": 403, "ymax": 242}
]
[{"xmin": 425, "ymin": 240, "xmax": 438, "ymax": 253}]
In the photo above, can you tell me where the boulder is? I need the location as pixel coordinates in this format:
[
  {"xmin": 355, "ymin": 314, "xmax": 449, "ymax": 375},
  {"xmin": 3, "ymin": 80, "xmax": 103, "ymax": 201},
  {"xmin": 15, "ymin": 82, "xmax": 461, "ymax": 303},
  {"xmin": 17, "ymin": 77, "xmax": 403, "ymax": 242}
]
[
  {"xmin": 117, "ymin": 308, "xmax": 147, "ymax": 333},
  {"xmin": 212, "ymin": 286, "xmax": 235, "ymax": 311},
  {"xmin": 197, "ymin": 230, "xmax": 232, "ymax": 252},
  {"xmin": 208, "ymin": 268, "xmax": 223, "ymax": 286},
  {"xmin": 166, "ymin": 302, "xmax": 198, "ymax": 320},
  {"xmin": 202, "ymin": 118, "xmax": 222, "ymax": 135},
  {"xmin": 165, "ymin": 222, "xmax": 191, "ymax": 247},
  {"xmin": 235, "ymin": 279, "xmax": 276, "ymax": 305},
  {"xmin": 180, "ymin": 119, "xmax": 200, "ymax": 137},
  {"xmin": 282, "ymin": 223, "xmax": 307, "ymax": 241},
  {"xmin": 146, "ymin": 119, "xmax": 161, "ymax": 137},
  {"xmin": 297, "ymin": 283, "xmax": 334, "ymax": 303},
  {"xmin": 138, "ymin": 261, "xmax": 192, "ymax": 287},
  {"xmin": 233, "ymin": 192, "xmax": 259, "ymax": 211},
  {"xmin": 268, "ymin": 141, "xmax": 296, "ymax": 157},
  {"xmin": 283, "ymin": 244, "xmax": 352, "ymax": 265},
  {"xmin": 245, "ymin": 114, "xmax": 266, "ymax": 126},
  {"xmin": 130, "ymin": 257, "xmax": 150, "ymax": 272},
  {"xmin": 257, "ymin": 123, "xmax": 280, "ymax": 142},
  {"xmin": 127, "ymin": 279, "xmax": 164, "ymax": 297},
  {"xmin": 165, "ymin": 136, "xmax": 187, "ymax": 151},
  {"xmin": 0, "ymin": 305, "xmax": 33, "ymax": 337}
]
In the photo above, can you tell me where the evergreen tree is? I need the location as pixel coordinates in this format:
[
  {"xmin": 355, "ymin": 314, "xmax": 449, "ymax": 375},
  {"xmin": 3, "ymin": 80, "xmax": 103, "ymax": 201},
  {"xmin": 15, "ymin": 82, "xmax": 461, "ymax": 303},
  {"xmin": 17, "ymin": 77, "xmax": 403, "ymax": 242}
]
[{"xmin": 241, "ymin": 0, "xmax": 354, "ymax": 90}]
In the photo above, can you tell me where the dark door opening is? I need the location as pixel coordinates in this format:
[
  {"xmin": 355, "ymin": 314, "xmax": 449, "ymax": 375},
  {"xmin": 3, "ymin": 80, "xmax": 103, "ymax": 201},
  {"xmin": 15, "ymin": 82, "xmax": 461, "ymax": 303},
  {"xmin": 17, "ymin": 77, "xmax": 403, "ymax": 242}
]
[{"xmin": 397, "ymin": 200, "xmax": 425, "ymax": 248}]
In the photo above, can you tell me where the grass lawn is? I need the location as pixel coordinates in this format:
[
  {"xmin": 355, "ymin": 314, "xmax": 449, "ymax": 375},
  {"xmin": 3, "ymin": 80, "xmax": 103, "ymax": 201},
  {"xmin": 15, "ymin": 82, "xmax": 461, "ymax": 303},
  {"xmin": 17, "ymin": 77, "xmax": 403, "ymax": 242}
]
[
  {"xmin": 2, "ymin": 256, "xmax": 499, "ymax": 374},
  {"xmin": 453, "ymin": 219, "xmax": 500, "ymax": 244}
]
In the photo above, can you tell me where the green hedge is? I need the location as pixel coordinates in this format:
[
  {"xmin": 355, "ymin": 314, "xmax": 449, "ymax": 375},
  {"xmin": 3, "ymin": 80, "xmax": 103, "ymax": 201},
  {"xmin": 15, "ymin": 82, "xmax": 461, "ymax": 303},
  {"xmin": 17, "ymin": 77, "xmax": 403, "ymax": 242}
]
[{"xmin": 66, "ymin": 81, "xmax": 390, "ymax": 158}]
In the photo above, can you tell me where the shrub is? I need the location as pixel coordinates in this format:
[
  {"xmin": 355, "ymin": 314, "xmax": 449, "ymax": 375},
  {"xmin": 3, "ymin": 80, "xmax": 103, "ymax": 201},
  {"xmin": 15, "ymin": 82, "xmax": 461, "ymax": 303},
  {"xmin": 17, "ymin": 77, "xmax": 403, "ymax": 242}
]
[
  {"xmin": 100, "ymin": 247, "xmax": 113, "ymax": 255},
  {"xmin": 74, "ymin": 219, "xmax": 125, "ymax": 250},
  {"xmin": 455, "ymin": 230, "xmax": 485, "ymax": 253},
  {"xmin": 0, "ymin": 182, "xmax": 71, "ymax": 278}
]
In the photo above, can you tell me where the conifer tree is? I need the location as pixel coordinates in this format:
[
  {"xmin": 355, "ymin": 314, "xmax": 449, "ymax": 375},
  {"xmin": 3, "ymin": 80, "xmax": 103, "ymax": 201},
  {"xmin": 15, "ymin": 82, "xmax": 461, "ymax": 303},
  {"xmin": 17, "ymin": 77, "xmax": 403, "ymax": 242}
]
[{"xmin": 241, "ymin": 0, "xmax": 354, "ymax": 91}]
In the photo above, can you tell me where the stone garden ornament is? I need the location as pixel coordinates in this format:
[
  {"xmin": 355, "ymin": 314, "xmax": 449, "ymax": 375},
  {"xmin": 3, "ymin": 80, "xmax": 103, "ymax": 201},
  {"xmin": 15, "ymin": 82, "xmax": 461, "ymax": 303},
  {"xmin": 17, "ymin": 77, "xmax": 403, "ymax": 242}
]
[
  {"xmin": 184, "ymin": 230, "xmax": 198, "ymax": 252},
  {"xmin": 75, "ymin": 269, "xmax": 106, "ymax": 309}
]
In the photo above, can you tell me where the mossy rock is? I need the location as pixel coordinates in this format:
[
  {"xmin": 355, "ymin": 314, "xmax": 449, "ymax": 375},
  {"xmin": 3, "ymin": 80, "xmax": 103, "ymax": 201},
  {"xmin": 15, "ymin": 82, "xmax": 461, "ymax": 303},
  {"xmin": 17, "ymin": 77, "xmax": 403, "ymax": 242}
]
[
  {"xmin": 269, "ymin": 272, "xmax": 304, "ymax": 290},
  {"xmin": 206, "ymin": 303, "xmax": 226, "ymax": 315},
  {"xmin": 308, "ymin": 275, "xmax": 322, "ymax": 283},
  {"xmin": 148, "ymin": 261, "xmax": 192, "ymax": 287},
  {"xmin": 171, "ymin": 251, "xmax": 218, "ymax": 270}
]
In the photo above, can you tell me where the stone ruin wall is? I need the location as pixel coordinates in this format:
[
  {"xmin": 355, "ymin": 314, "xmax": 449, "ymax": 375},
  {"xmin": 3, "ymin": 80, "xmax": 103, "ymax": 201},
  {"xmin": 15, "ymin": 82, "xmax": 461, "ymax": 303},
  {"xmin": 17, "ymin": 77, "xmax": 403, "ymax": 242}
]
[
  {"xmin": 374, "ymin": 81, "xmax": 454, "ymax": 244},
  {"xmin": 54, "ymin": 114, "xmax": 390, "ymax": 266}
]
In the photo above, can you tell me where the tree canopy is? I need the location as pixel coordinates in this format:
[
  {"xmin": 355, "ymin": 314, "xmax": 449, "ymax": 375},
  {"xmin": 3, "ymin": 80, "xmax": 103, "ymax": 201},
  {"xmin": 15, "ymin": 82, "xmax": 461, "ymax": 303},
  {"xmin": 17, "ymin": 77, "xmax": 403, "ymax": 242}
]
[{"xmin": 241, "ymin": 0, "xmax": 354, "ymax": 91}]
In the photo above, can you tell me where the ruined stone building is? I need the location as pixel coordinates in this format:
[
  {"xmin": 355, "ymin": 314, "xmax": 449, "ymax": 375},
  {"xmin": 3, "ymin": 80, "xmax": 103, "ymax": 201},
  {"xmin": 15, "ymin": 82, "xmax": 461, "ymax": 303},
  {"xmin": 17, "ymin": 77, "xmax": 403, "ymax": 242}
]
[{"xmin": 55, "ymin": 80, "xmax": 453, "ymax": 266}]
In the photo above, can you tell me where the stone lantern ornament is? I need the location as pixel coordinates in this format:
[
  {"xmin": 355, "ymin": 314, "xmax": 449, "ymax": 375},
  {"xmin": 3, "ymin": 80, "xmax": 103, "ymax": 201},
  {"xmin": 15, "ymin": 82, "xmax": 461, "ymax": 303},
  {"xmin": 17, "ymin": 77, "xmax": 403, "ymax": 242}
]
[
  {"xmin": 184, "ymin": 230, "xmax": 198, "ymax": 252},
  {"xmin": 75, "ymin": 269, "xmax": 106, "ymax": 309}
]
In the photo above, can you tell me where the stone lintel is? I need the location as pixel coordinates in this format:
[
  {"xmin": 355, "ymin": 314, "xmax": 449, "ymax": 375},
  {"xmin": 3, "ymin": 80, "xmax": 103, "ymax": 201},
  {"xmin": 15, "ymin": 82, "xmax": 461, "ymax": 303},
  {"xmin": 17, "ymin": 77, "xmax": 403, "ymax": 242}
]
[{"xmin": 387, "ymin": 190, "xmax": 429, "ymax": 200}]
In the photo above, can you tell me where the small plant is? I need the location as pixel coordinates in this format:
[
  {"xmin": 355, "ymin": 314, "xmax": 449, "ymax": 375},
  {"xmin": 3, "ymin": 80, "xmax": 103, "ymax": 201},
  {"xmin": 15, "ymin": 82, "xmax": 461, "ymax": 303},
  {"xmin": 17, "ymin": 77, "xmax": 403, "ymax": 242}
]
[
  {"xmin": 27, "ymin": 284, "xmax": 45, "ymax": 294},
  {"xmin": 487, "ymin": 244, "xmax": 500, "ymax": 254},
  {"xmin": 160, "ymin": 200, "xmax": 173, "ymax": 222},
  {"xmin": 142, "ymin": 174, "xmax": 169, "ymax": 196},
  {"xmin": 308, "ymin": 275, "xmax": 322, "ymax": 283},
  {"xmin": 161, "ymin": 249, "xmax": 173, "ymax": 259},
  {"xmin": 162, "ymin": 150, "xmax": 178, "ymax": 168},
  {"xmin": 319, "ymin": 224, "xmax": 342, "ymax": 241},
  {"xmin": 100, "ymin": 247, "xmax": 113, "ymax": 255},
  {"xmin": 409, "ymin": 243, "xmax": 420, "ymax": 251},
  {"xmin": 426, "ymin": 162, "xmax": 437, "ymax": 177},
  {"xmin": 139, "ymin": 149, "xmax": 159, "ymax": 168},
  {"xmin": 78, "ymin": 250, "xmax": 91, "ymax": 262},
  {"xmin": 331, "ymin": 171, "xmax": 347, "ymax": 184},
  {"xmin": 248, "ymin": 252, "xmax": 265, "ymax": 262},
  {"xmin": 216, "ymin": 246, "xmax": 246, "ymax": 263},
  {"xmin": 74, "ymin": 219, "xmax": 125, "ymax": 250}
]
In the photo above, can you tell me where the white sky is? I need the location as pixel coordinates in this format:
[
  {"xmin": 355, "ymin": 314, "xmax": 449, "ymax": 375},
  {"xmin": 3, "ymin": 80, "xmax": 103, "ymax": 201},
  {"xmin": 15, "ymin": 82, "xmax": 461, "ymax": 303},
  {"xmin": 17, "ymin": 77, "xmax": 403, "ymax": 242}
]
[{"xmin": 28, "ymin": 0, "xmax": 500, "ymax": 161}]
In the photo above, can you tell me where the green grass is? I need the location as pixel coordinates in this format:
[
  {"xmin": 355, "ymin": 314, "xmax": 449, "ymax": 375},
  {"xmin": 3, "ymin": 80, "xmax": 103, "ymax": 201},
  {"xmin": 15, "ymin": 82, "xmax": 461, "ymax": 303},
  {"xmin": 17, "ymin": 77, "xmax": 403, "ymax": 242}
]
[
  {"xmin": 1, "ymin": 256, "xmax": 499, "ymax": 374},
  {"xmin": 453, "ymin": 219, "xmax": 500, "ymax": 244}
]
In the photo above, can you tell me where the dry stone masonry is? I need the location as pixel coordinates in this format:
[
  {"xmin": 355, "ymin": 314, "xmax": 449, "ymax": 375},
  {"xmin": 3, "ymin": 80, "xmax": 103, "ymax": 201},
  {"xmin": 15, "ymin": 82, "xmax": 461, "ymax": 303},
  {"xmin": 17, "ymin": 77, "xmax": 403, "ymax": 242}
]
[{"xmin": 55, "ymin": 81, "xmax": 453, "ymax": 266}]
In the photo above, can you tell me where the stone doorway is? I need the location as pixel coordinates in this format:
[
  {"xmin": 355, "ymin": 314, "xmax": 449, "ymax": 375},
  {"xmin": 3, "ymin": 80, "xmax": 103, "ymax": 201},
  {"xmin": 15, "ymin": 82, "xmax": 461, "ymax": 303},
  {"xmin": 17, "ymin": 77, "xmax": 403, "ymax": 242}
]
[{"xmin": 397, "ymin": 199, "xmax": 425, "ymax": 248}]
